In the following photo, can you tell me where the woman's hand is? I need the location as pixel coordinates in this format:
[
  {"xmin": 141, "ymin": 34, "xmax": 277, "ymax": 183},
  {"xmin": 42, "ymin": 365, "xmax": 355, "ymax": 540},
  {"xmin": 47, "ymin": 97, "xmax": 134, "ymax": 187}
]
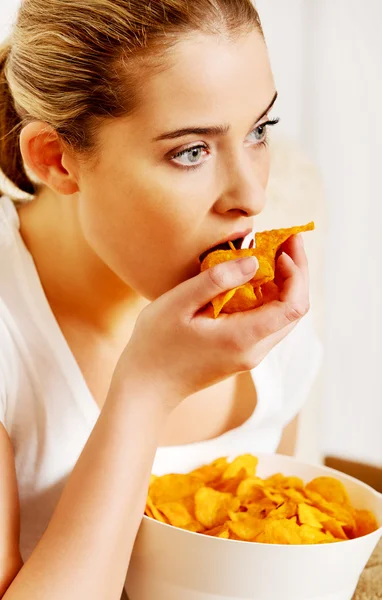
[{"xmin": 114, "ymin": 234, "xmax": 309, "ymax": 410}]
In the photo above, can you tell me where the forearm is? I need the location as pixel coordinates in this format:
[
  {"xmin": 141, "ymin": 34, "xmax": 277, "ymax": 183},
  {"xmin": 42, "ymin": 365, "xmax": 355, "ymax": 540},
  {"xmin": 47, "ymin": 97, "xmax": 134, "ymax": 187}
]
[{"xmin": 4, "ymin": 377, "xmax": 169, "ymax": 600}]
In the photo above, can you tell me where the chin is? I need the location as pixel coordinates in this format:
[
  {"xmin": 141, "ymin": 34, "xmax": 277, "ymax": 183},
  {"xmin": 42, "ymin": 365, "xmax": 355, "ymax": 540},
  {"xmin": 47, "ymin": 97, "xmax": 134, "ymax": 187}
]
[{"xmin": 147, "ymin": 263, "xmax": 201, "ymax": 300}]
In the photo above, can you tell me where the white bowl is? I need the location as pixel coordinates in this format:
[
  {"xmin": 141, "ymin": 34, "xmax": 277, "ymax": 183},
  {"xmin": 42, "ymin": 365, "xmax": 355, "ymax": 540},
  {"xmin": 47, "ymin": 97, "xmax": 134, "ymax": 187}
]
[{"xmin": 125, "ymin": 453, "xmax": 382, "ymax": 600}]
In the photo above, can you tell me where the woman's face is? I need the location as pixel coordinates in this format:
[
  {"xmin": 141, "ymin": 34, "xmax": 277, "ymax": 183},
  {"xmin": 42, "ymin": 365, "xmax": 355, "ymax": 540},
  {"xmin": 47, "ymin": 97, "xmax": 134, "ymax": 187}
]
[{"xmin": 75, "ymin": 29, "xmax": 277, "ymax": 300}]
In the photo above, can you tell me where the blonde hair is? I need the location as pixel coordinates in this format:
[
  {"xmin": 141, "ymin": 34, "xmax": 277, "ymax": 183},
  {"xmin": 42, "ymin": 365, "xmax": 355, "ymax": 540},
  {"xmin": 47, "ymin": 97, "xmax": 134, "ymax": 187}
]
[{"xmin": 0, "ymin": 0, "xmax": 263, "ymax": 196}]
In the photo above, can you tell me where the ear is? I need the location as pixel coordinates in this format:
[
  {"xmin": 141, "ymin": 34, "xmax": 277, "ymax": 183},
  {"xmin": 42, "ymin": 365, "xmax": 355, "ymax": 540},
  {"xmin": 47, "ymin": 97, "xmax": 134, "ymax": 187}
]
[{"xmin": 20, "ymin": 122, "xmax": 79, "ymax": 195}]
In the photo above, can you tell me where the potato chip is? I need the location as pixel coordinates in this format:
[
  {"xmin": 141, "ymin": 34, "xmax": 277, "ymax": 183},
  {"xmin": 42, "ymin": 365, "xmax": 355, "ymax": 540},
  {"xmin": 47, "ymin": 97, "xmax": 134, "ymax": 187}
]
[
  {"xmin": 200, "ymin": 222, "xmax": 315, "ymax": 317},
  {"xmin": 264, "ymin": 473, "xmax": 285, "ymax": 487},
  {"xmin": 262, "ymin": 488, "xmax": 286, "ymax": 505},
  {"xmin": 306, "ymin": 477, "xmax": 351, "ymax": 506},
  {"xmin": 354, "ymin": 509, "xmax": 379, "ymax": 537},
  {"xmin": 304, "ymin": 489, "xmax": 356, "ymax": 535},
  {"xmin": 228, "ymin": 516, "xmax": 265, "ymax": 541},
  {"xmin": 190, "ymin": 457, "xmax": 229, "ymax": 484},
  {"xmin": 208, "ymin": 286, "xmax": 242, "ymax": 320},
  {"xmin": 266, "ymin": 474, "xmax": 304, "ymax": 490},
  {"xmin": 254, "ymin": 223, "xmax": 314, "ymax": 265},
  {"xmin": 219, "ymin": 283, "xmax": 262, "ymax": 316},
  {"xmin": 260, "ymin": 281, "xmax": 280, "ymax": 304},
  {"xmin": 194, "ymin": 487, "xmax": 239, "ymax": 529},
  {"xmin": 145, "ymin": 453, "xmax": 379, "ymax": 545},
  {"xmin": 297, "ymin": 503, "xmax": 328, "ymax": 529},
  {"xmin": 284, "ymin": 488, "xmax": 312, "ymax": 504},
  {"xmin": 236, "ymin": 477, "xmax": 266, "ymax": 504},
  {"xmin": 267, "ymin": 501, "xmax": 297, "ymax": 520},
  {"xmin": 144, "ymin": 502, "xmax": 155, "ymax": 520},
  {"xmin": 201, "ymin": 247, "xmax": 253, "ymax": 272},
  {"xmin": 298, "ymin": 524, "xmax": 335, "ymax": 545},
  {"xmin": 227, "ymin": 509, "xmax": 248, "ymax": 523},
  {"xmin": 182, "ymin": 521, "xmax": 206, "ymax": 533},
  {"xmin": 245, "ymin": 499, "xmax": 276, "ymax": 519},
  {"xmin": 222, "ymin": 454, "xmax": 258, "ymax": 480},
  {"xmin": 156, "ymin": 501, "xmax": 202, "ymax": 530},
  {"xmin": 214, "ymin": 469, "xmax": 247, "ymax": 495},
  {"xmin": 146, "ymin": 496, "xmax": 168, "ymax": 524},
  {"xmin": 149, "ymin": 473, "xmax": 204, "ymax": 505},
  {"xmin": 255, "ymin": 518, "xmax": 302, "ymax": 545},
  {"xmin": 171, "ymin": 493, "xmax": 194, "ymax": 515},
  {"xmin": 322, "ymin": 518, "xmax": 348, "ymax": 540},
  {"xmin": 204, "ymin": 524, "xmax": 230, "ymax": 538}
]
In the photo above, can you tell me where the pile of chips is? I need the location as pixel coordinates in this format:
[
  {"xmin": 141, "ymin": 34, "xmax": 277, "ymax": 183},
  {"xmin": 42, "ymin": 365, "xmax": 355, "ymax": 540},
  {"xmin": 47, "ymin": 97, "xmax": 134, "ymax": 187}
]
[
  {"xmin": 200, "ymin": 222, "xmax": 315, "ymax": 318},
  {"xmin": 145, "ymin": 454, "xmax": 379, "ymax": 544}
]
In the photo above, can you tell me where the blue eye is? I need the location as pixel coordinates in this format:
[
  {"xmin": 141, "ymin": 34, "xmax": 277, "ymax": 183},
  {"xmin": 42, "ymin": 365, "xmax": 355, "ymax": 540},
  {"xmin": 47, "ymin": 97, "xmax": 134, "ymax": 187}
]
[
  {"xmin": 248, "ymin": 118, "xmax": 280, "ymax": 145},
  {"xmin": 171, "ymin": 145, "xmax": 208, "ymax": 169},
  {"xmin": 250, "ymin": 123, "xmax": 268, "ymax": 142}
]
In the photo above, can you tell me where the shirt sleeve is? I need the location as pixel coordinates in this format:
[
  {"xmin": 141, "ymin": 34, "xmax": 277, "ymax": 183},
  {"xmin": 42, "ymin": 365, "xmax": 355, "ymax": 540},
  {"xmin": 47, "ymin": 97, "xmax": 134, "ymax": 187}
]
[{"xmin": 275, "ymin": 310, "xmax": 324, "ymax": 426}]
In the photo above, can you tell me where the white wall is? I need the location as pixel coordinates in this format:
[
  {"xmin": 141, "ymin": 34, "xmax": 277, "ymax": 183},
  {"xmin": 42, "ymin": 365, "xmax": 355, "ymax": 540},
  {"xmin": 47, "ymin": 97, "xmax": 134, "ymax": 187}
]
[
  {"xmin": 255, "ymin": 0, "xmax": 307, "ymax": 148},
  {"xmin": 0, "ymin": 0, "xmax": 18, "ymax": 41},
  {"xmin": 258, "ymin": 0, "xmax": 382, "ymax": 467},
  {"xmin": 305, "ymin": 1, "xmax": 382, "ymax": 467}
]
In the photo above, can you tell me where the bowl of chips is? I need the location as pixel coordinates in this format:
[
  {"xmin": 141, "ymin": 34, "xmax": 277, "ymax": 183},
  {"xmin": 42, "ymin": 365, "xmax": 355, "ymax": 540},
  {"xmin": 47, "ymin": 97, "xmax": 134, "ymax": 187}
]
[{"xmin": 125, "ymin": 452, "xmax": 382, "ymax": 600}]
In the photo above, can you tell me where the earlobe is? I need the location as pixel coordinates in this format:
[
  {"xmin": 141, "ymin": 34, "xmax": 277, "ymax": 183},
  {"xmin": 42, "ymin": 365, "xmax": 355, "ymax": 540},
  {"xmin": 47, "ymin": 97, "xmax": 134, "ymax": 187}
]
[{"xmin": 19, "ymin": 122, "xmax": 79, "ymax": 195}]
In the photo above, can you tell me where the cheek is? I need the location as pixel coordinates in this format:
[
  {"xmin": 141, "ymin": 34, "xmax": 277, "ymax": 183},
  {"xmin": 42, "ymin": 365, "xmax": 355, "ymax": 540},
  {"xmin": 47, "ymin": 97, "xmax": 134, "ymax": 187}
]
[
  {"xmin": 76, "ymin": 167, "xmax": 201, "ymax": 298},
  {"xmin": 259, "ymin": 151, "xmax": 271, "ymax": 188}
]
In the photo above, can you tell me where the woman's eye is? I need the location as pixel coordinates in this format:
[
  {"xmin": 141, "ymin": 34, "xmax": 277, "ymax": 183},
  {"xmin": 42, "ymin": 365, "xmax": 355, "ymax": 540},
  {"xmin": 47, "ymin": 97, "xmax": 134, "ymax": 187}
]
[
  {"xmin": 248, "ymin": 118, "xmax": 280, "ymax": 145},
  {"xmin": 170, "ymin": 145, "xmax": 208, "ymax": 169},
  {"xmin": 250, "ymin": 124, "xmax": 267, "ymax": 142}
]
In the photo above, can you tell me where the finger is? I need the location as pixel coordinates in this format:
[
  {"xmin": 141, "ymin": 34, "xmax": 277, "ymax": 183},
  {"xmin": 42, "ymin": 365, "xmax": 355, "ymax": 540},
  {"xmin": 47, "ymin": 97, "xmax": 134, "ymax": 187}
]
[
  {"xmin": 277, "ymin": 251, "xmax": 309, "ymax": 307},
  {"xmin": 173, "ymin": 256, "xmax": 259, "ymax": 317},
  {"xmin": 213, "ymin": 296, "xmax": 305, "ymax": 351},
  {"xmin": 195, "ymin": 303, "xmax": 215, "ymax": 319},
  {"xmin": 246, "ymin": 318, "xmax": 297, "ymax": 363},
  {"xmin": 279, "ymin": 234, "xmax": 309, "ymax": 280},
  {"xmin": 260, "ymin": 281, "xmax": 280, "ymax": 304},
  {"xmin": 222, "ymin": 252, "xmax": 309, "ymax": 342}
]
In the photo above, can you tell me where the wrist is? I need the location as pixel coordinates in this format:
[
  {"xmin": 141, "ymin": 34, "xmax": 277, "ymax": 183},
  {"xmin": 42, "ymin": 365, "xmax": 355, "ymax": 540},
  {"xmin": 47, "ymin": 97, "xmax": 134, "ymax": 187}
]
[{"xmin": 108, "ymin": 365, "xmax": 183, "ymax": 419}]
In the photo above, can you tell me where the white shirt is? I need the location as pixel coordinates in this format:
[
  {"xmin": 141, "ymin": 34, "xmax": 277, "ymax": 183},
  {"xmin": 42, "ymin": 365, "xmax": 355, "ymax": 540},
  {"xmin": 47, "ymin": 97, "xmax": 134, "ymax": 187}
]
[{"xmin": 0, "ymin": 195, "xmax": 322, "ymax": 562}]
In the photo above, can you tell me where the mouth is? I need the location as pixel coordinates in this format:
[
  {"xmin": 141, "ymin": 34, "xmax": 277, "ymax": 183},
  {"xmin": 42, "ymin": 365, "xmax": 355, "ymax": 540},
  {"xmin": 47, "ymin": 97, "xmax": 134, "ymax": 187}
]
[{"xmin": 199, "ymin": 234, "xmax": 250, "ymax": 264}]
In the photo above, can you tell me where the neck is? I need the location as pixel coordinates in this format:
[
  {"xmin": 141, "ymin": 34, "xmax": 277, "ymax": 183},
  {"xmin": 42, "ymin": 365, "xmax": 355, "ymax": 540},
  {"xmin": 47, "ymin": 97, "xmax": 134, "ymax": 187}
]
[{"xmin": 18, "ymin": 188, "xmax": 149, "ymax": 337}]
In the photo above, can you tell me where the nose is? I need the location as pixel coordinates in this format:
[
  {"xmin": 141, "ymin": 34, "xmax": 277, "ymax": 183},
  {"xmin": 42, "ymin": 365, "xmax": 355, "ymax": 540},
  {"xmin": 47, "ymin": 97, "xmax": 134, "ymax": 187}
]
[{"xmin": 213, "ymin": 154, "xmax": 268, "ymax": 217}]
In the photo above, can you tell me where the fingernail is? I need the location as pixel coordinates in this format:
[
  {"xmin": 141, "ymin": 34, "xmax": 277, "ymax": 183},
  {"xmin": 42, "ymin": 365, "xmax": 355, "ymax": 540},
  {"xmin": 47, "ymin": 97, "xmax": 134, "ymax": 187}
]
[
  {"xmin": 298, "ymin": 234, "xmax": 304, "ymax": 247},
  {"xmin": 236, "ymin": 256, "xmax": 258, "ymax": 274},
  {"xmin": 280, "ymin": 251, "xmax": 293, "ymax": 263}
]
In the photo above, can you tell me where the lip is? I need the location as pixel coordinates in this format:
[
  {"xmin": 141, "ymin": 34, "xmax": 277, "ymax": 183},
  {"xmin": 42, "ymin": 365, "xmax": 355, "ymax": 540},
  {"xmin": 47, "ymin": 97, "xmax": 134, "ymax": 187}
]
[{"xmin": 199, "ymin": 228, "xmax": 253, "ymax": 263}]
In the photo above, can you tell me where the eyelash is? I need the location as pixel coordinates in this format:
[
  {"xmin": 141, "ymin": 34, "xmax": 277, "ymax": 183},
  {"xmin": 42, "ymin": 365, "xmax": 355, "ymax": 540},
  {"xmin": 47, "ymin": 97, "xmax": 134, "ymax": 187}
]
[{"xmin": 169, "ymin": 118, "xmax": 280, "ymax": 172}]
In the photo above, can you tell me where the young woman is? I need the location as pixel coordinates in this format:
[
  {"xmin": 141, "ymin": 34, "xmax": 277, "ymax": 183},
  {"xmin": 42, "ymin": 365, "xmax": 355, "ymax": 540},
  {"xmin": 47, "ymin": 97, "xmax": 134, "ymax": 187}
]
[{"xmin": 0, "ymin": 0, "xmax": 322, "ymax": 598}]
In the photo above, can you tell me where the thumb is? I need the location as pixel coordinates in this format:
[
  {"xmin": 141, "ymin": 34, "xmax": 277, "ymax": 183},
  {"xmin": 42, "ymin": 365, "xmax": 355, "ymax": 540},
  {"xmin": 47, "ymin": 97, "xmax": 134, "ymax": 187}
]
[{"xmin": 177, "ymin": 256, "xmax": 259, "ymax": 317}]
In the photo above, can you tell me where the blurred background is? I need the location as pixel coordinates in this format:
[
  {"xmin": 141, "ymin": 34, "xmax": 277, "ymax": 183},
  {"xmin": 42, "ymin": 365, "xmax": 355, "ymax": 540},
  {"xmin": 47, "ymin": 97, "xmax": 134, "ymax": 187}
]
[
  {"xmin": 255, "ymin": 0, "xmax": 382, "ymax": 479},
  {"xmin": 1, "ymin": 1, "xmax": 381, "ymax": 474}
]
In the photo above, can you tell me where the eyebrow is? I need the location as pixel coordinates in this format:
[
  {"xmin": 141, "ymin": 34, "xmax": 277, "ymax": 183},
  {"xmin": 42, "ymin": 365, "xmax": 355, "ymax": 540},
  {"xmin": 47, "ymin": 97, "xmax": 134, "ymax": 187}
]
[{"xmin": 152, "ymin": 90, "xmax": 278, "ymax": 142}]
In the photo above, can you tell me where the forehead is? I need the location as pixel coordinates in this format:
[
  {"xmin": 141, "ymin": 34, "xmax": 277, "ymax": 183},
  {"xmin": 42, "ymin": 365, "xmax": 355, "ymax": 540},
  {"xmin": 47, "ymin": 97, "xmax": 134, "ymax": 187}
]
[{"xmin": 132, "ymin": 30, "xmax": 275, "ymax": 131}]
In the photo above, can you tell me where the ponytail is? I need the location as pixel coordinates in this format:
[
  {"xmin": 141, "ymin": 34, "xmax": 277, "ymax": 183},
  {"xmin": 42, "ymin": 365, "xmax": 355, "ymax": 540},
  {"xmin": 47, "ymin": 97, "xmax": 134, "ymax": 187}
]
[{"xmin": 0, "ymin": 43, "xmax": 35, "ymax": 196}]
